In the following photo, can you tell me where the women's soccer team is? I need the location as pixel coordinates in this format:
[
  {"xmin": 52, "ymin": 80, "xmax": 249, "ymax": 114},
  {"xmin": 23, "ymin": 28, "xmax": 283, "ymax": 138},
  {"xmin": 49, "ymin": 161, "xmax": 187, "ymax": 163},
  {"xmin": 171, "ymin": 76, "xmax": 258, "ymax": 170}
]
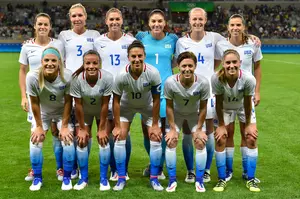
[{"xmin": 19, "ymin": 3, "xmax": 262, "ymax": 193}]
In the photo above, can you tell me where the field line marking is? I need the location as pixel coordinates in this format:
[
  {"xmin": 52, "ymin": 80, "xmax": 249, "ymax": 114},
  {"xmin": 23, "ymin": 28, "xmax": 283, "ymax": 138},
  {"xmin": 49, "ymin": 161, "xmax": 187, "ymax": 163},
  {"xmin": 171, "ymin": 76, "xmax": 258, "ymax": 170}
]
[{"xmin": 263, "ymin": 59, "xmax": 300, "ymax": 66}]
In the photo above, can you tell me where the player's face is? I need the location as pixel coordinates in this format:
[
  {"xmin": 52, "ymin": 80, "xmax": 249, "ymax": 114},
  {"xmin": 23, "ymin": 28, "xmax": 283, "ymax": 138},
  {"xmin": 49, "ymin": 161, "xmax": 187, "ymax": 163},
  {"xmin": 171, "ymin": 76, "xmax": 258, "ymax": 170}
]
[
  {"xmin": 128, "ymin": 47, "xmax": 145, "ymax": 73},
  {"xmin": 42, "ymin": 54, "xmax": 59, "ymax": 76},
  {"xmin": 228, "ymin": 17, "xmax": 245, "ymax": 38},
  {"xmin": 149, "ymin": 13, "xmax": 166, "ymax": 34},
  {"xmin": 84, "ymin": 54, "xmax": 100, "ymax": 77},
  {"xmin": 34, "ymin": 16, "xmax": 51, "ymax": 37},
  {"xmin": 69, "ymin": 7, "xmax": 87, "ymax": 30},
  {"xmin": 178, "ymin": 58, "xmax": 196, "ymax": 79},
  {"xmin": 189, "ymin": 10, "xmax": 207, "ymax": 32},
  {"xmin": 106, "ymin": 12, "xmax": 123, "ymax": 33},
  {"xmin": 222, "ymin": 53, "xmax": 240, "ymax": 78}
]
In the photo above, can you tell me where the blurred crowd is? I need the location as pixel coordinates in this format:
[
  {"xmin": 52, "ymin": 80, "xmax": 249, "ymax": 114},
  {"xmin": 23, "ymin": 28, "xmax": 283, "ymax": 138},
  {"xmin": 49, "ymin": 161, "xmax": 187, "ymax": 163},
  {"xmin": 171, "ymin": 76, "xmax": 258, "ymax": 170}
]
[{"xmin": 0, "ymin": 2, "xmax": 299, "ymax": 40}]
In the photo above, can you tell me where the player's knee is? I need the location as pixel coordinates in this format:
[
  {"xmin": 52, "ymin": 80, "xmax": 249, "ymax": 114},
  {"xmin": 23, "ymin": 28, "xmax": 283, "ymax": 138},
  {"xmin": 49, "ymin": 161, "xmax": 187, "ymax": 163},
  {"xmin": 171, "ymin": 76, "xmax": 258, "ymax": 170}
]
[
  {"xmin": 246, "ymin": 135, "xmax": 257, "ymax": 147},
  {"xmin": 215, "ymin": 135, "xmax": 226, "ymax": 148},
  {"xmin": 149, "ymin": 134, "xmax": 159, "ymax": 142},
  {"xmin": 167, "ymin": 139, "xmax": 178, "ymax": 148},
  {"xmin": 194, "ymin": 139, "xmax": 205, "ymax": 150}
]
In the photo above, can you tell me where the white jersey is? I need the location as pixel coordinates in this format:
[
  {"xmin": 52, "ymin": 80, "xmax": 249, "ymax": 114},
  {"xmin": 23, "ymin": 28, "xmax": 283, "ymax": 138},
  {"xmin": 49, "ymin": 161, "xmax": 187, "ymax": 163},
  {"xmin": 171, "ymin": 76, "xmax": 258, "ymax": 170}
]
[
  {"xmin": 164, "ymin": 74, "xmax": 210, "ymax": 115},
  {"xmin": 94, "ymin": 33, "xmax": 135, "ymax": 78},
  {"xmin": 215, "ymin": 39, "xmax": 263, "ymax": 73},
  {"xmin": 58, "ymin": 29, "xmax": 100, "ymax": 72},
  {"xmin": 19, "ymin": 38, "xmax": 64, "ymax": 71},
  {"xmin": 26, "ymin": 69, "xmax": 72, "ymax": 116},
  {"xmin": 211, "ymin": 70, "xmax": 256, "ymax": 110},
  {"xmin": 70, "ymin": 70, "xmax": 113, "ymax": 116},
  {"xmin": 113, "ymin": 63, "xmax": 161, "ymax": 108},
  {"xmin": 175, "ymin": 32, "xmax": 224, "ymax": 81}
]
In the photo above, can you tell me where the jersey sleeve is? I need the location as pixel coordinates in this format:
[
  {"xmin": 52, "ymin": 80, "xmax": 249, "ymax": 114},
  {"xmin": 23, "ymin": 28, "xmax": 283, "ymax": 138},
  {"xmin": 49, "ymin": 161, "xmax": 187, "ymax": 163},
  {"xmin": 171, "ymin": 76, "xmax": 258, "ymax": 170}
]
[
  {"xmin": 253, "ymin": 45, "xmax": 263, "ymax": 62},
  {"xmin": 58, "ymin": 32, "xmax": 66, "ymax": 46},
  {"xmin": 163, "ymin": 77, "xmax": 173, "ymax": 100},
  {"xmin": 70, "ymin": 77, "xmax": 81, "ymax": 98},
  {"xmin": 151, "ymin": 68, "xmax": 162, "ymax": 87},
  {"xmin": 64, "ymin": 70, "xmax": 72, "ymax": 95},
  {"xmin": 135, "ymin": 31, "xmax": 148, "ymax": 41},
  {"xmin": 55, "ymin": 39, "xmax": 65, "ymax": 62},
  {"xmin": 175, "ymin": 38, "xmax": 183, "ymax": 58},
  {"xmin": 19, "ymin": 44, "xmax": 28, "ymax": 65},
  {"xmin": 244, "ymin": 75, "xmax": 256, "ymax": 96},
  {"xmin": 215, "ymin": 41, "xmax": 223, "ymax": 61},
  {"xmin": 200, "ymin": 76, "xmax": 211, "ymax": 101},
  {"xmin": 103, "ymin": 72, "xmax": 113, "ymax": 96},
  {"xmin": 211, "ymin": 73, "xmax": 224, "ymax": 95},
  {"xmin": 112, "ymin": 74, "xmax": 123, "ymax": 96},
  {"xmin": 26, "ymin": 71, "xmax": 39, "ymax": 97}
]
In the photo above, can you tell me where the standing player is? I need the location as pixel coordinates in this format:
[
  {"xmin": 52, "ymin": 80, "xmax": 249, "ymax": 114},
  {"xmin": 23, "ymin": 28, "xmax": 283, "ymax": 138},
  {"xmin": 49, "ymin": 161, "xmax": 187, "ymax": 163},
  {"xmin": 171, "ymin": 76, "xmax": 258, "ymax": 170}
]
[
  {"xmin": 94, "ymin": 8, "xmax": 135, "ymax": 181},
  {"xmin": 70, "ymin": 50, "xmax": 113, "ymax": 190},
  {"xmin": 175, "ymin": 7, "xmax": 225, "ymax": 183},
  {"xmin": 212, "ymin": 49, "xmax": 260, "ymax": 192},
  {"xmin": 215, "ymin": 14, "xmax": 262, "ymax": 182},
  {"xmin": 19, "ymin": 13, "xmax": 65, "ymax": 182},
  {"xmin": 58, "ymin": 3, "xmax": 100, "ymax": 180},
  {"xmin": 164, "ymin": 52, "xmax": 210, "ymax": 192},
  {"xmin": 136, "ymin": 9, "xmax": 178, "ymax": 179},
  {"xmin": 112, "ymin": 41, "xmax": 162, "ymax": 191},
  {"xmin": 26, "ymin": 47, "xmax": 75, "ymax": 191}
]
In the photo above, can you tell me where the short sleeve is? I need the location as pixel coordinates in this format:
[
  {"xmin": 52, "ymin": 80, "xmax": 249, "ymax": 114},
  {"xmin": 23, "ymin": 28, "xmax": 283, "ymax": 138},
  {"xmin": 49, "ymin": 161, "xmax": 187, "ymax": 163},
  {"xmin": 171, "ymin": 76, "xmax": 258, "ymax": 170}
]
[
  {"xmin": 26, "ymin": 71, "xmax": 39, "ymax": 97},
  {"xmin": 211, "ymin": 73, "xmax": 224, "ymax": 95},
  {"xmin": 163, "ymin": 77, "xmax": 173, "ymax": 100},
  {"xmin": 113, "ymin": 74, "xmax": 123, "ymax": 96},
  {"xmin": 103, "ymin": 72, "xmax": 113, "ymax": 96},
  {"xmin": 200, "ymin": 76, "xmax": 211, "ymax": 101},
  {"xmin": 70, "ymin": 77, "xmax": 81, "ymax": 98},
  {"xmin": 244, "ymin": 75, "xmax": 256, "ymax": 96},
  {"xmin": 19, "ymin": 44, "xmax": 28, "ymax": 65}
]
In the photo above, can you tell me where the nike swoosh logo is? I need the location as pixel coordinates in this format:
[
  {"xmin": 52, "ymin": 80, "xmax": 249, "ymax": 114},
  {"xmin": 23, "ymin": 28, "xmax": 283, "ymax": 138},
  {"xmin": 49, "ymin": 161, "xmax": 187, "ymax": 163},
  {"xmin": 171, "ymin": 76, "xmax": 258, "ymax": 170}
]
[
  {"xmin": 66, "ymin": 39, "xmax": 72, "ymax": 42},
  {"xmin": 184, "ymin": 47, "xmax": 190, "ymax": 50},
  {"xmin": 100, "ymin": 45, "xmax": 106, "ymax": 48}
]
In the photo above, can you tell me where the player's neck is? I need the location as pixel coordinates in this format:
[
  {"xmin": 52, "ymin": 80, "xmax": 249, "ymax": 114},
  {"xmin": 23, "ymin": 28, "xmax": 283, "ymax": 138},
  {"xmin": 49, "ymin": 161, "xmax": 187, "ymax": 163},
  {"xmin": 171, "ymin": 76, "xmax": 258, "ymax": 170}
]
[
  {"xmin": 129, "ymin": 66, "xmax": 142, "ymax": 80},
  {"xmin": 44, "ymin": 72, "xmax": 58, "ymax": 83},
  {"xmin": 107, "ymin": 31, "xmax": 122, "ymax": 41},
  {"xmin": 190, "ymin": 31, "xmax": 205, "ymax": 42},
  {"xmin": 151, "ymin": 31, "xmax": 165, "ymax": 40},
  {"xmin": 229, "ymin": 36, "xmax": 243, "ymax": 46},
  {"xmin": 35, "ymin": 36, "xmax": 50, "ymax": 46},
  {"xmin": 226, "ymin": 75, "xmax": 238, "ymax": 88},
  {"xmin": 73, "ymin": 27, "xmax": 86, "ymax": 35},
  {"xmin": 86, "ymin": 76, "xmax": 98, "ymax": 87},
  {"xmin": 179, "ymin": 74, "xmax": 194, "ymax": 88}
]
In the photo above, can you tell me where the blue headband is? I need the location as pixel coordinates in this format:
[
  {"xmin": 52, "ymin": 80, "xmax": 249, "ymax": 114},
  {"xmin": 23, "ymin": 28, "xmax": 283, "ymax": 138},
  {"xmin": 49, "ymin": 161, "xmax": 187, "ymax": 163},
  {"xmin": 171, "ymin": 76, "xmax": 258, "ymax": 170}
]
[{"xmin": 42, "ymin": 48, "xmax": 61, "ymax": 60}]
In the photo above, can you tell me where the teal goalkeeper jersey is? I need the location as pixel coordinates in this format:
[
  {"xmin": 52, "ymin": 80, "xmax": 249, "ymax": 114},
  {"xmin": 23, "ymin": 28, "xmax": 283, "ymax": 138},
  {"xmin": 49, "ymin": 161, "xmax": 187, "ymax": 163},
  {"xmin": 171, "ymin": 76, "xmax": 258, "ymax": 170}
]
[{"xmin": 136, "ymin": 31, "xmax": 178, "ymax": 96}]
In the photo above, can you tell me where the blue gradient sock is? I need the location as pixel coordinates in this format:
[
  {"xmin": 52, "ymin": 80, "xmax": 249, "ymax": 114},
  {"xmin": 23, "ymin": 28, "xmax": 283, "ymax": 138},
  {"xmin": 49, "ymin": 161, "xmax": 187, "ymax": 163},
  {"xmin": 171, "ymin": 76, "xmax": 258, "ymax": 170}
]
[
  {"xmin": 150, "ymin": 141, "xmax": 162, "ymax": 178},
  {"xmin": 226, "ymin": 147, "xmax": 234, "ymax": 173},
  {"xmin": 30, "ymin": 141, "xmax": 43, "ymax": 178},
  {"xmin": 215, "ymin": 150, "xmax": 226, "ymax": 180},
  {"xmin": 182, "ymin": 133, "xmax": 194, "ymax": 171},
  {"xmin": 99, "ymin": 144, "xmax": 110, "ymax": 180},
  {"xmin": 76, "ymin": 146, "xmax": 89, "ymax": 181},
  {"xmin": 247, "ymin": 148, "xmax": 258, "ymax": 180},
  {"xmin": 52, "ymin": 136, "xmax": 63, "ymax": 170},
  {"xmin": 114, "ymin": 140, "xmax": 126, "ymax": 178},
  {"xmin": 241, "ymin": 147, "xmax": 248, "ymax": 173},
  {"xmin": 166, "ymin": 147, "xmax": 176, "ymax": 180},
  {"xmin": 195, "ymin": 148, "xmax": 207, "ymax": 180},
  {"xmin": 205, "ymin": 133, "xmax": 214, "ymax": 171},
  {"xmin": 159, "ymin": 135, "xmax": 166, "ymax": 172},
  {"xmin": 62, "ymin": 142, "xmax": 75, "ymax": 177},
  {"xmin": 109, "ymin": 134, "xmax": 116, "ymax": 173}
]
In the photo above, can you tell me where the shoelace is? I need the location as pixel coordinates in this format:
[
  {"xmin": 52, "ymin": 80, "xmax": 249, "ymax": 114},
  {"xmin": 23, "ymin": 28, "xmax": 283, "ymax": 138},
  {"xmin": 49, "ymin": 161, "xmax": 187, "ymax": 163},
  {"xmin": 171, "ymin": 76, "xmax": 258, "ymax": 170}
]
[
  {"xmin": 204, "ymin": 172, "xmax": 210, "ymax": 178},
  {"xmin": 188, "ymin": 172, "xmax": 195, "ymax": 179},
  {"xmin": 216, "ymin": 180, "xmax": 226, "ymax": 187},
  {"xmin": 248, "ymin": 179, "xmax": 258, "ymax": 188}
]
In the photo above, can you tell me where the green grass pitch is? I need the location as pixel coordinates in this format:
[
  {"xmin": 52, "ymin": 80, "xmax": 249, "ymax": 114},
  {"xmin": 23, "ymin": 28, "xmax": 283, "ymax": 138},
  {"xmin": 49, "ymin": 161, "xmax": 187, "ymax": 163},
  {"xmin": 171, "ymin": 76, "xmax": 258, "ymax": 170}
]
[{"xmin": 0, "ymin": 53, "xmax": 299, "ymax": 198}]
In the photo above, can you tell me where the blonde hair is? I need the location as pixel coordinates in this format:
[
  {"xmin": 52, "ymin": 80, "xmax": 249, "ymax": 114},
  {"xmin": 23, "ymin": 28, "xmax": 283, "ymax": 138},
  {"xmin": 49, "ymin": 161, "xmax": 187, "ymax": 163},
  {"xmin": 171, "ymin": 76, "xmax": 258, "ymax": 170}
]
[
  {"xmin": 218, "ymin": 49, "xmax": 240, "ymax": 84},
  {"xmin": 188, "ymin": 7, "xmax": 207, "ymax": 18},
  {"xmin": 38, "ymin": 47, "xmax": 65, "ymax": 90},
  {"xmin": 105, "ymin": 7, "xmax": 122, "ymax": 20},
  {"xmin": 69, "ymin": 3, "xmax": 87, "ymax": 17}
]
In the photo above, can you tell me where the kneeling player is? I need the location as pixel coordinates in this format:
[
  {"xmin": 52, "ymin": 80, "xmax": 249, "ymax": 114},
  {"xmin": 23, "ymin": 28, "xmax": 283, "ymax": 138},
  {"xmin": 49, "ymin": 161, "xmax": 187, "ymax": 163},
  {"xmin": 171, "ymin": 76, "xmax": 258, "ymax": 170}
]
[{"xmin": 164, "ymin": 52, "xmax": 210, "ymax": 192}]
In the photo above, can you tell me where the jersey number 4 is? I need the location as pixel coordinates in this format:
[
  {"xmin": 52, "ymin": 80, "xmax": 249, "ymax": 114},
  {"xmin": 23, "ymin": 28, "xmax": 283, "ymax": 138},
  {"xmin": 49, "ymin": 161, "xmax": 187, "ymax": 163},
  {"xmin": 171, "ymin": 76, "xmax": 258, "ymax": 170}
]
[{"xmin": 198, "ymin": 53, "xmax": 205, "ymax": 64}]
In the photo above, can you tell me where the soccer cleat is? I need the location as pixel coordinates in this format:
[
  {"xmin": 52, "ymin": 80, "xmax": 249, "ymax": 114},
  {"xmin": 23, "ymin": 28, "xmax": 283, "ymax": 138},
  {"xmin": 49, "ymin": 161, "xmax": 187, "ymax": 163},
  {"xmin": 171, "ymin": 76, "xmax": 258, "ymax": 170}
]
[
  {"xmin": 242, "ymin": 173, "xmax": 261, "ymax": 183},
  {"xmin": 25, "ymin": 168, "xmax": 34, "ymax": 181},
  {"xmin": 225, "ymin": 171, "xmax": 233, "ymax": 182},
  {"xmin": 158, "ymin": 171, "xmax": 166, "ymax": 180},
  {"xmin": 150, "ymin": 179, "xmax": 164, "ymax": 191},
  {"xmin": 203, "ymin": 171, "xmax": 211, "ymax": 183},
  {"xmin": 56, "ymin": 168, "xmax": 64, "ymax": 181},
  {"xmin": 29, "ymin": 177, "xmax": 42, "ymax": 191},
  {"xmin": 71, "ymin": 169, "xmax": 79, "ymax": 180},
  {"xmin": 246, "ymin": 179, "xmax": 261, "ymax": 192},
  {"xmin": 61, "ymin": 177, "xmax": 73, "ymax": 191},
  {"xmin": 185, "ymin": 171, "xmax": 195, "ymax": 183},
  {"xmin": 213, "ymin": 179, "xmax": 227, "ymax": 192},
  {"xmin": 100, "ymin": 178, "xmax": 111, "ymax": 191},
  {"xmin": 126, "ymin": 172, "xmax": 130, "ymax": 181},
  {"xmin": 142, "ymin": 165, "xmax": 150, "ymax": 177},
  {"xmin": 195, "ymin": 181, "xmax": 206, "ymax": 192},
  {"xmin": 113, "ymin": 179, "xmax": 126, "ymax": 191},
  {"xmin": 110, "ymin": 171, "xmax": 118, "ymax": 181},
  {"xmin": 73, "ymin": 179, "xmax": 88, "ymax": 190},
  {"xmin": 166, "ymin": 181, "xmax": 177, "ymax": 192}
]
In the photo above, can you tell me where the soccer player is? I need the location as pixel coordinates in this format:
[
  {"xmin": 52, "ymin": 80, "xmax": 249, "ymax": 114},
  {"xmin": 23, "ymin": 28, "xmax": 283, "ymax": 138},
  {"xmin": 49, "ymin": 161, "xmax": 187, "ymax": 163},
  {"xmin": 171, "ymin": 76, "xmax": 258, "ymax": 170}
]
[
  {"xmin": 19, "ymin": 13, "xmax": 65, "ymax": 182},
  {"xmin": 136, "ymin": 9, "xmax": 178, "ymax": 179},
  {"xmin": 212, "ymin": 49, "xmax": 260, "ymax": 192},
  {"xmin": 164, "ymin": 52, "xmax": 210, "ymax": 192},
  {"xmin": 70, "ymin": 50, "xmax": 113, "ymax": 190},
  {"xmin": 215, "ymin": 14, "xmax": 262, "ymax": 183},
  {"xmin": 58, "ymin": 3, "xmax": 100, "ymax": 179},
  {"xmin": 26, "ymin": 47, "xmax": 75, "ymax": 191},
  {"xmin": 175, "ymin": 8, "xmax": 225, "ymax": 183},
  {"xmin": 112, "ymin": 40, "xmax": 162, "ymax": 191},
  {"xmin": 94, "ymin": 8, "xmax": 135, "ymax": 181}
]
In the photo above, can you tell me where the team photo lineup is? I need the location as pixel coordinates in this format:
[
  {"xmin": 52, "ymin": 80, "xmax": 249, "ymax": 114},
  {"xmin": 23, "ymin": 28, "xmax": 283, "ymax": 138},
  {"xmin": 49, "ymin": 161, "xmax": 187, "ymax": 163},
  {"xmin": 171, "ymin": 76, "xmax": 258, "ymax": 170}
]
[{"xmin": 19, "ymin": 3, "xmax": 263, "ymax": 193}]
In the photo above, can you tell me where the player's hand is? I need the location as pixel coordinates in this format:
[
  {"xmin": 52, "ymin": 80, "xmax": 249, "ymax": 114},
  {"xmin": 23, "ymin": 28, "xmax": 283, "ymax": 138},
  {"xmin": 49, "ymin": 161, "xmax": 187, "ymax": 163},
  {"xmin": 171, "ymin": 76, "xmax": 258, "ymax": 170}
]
[
  {"xmin": 76, "ymin": 127, "xmax": 88, "ymax": 148},
  {"xmin": 31, "ymin": 126, "xmax": 45, "ymax": 144},
  {"xmin": 245, "ymin": 124, "xmax": 258, "ymax": 139},
  {"xmin": 112, "ymin": 126, "xmax": 121, "ymax": 141},
  {"xmin": 165, "ymin": 129, "xmax": 178, "ymax": 146},
  {"xmin": 254, "ymin": 93, "xmax": 260, "ymax": 106},
  {"xmin": 97, "ymin": 129, "xmax": 109, "ymax": 147},
  {"xmin": 149, "ymin": 125, "xmax": 162, "ymax": 142},
  {"xmin": 215, "ymin": 125, "xmax": 227, "ymax": 142},
  {"xmin": 250, "ymin": 35, "xmax": 261, "ymax": 47},
  {"xmin": 60, "ymin": 126, "xmax": 74, "ymax": 146},
  {"xmin": 194, "ymin": 128, "xmax": 208, "ymax": 144},
  {"xmin": 21, "ymin": 97, "xmax": 29, "ymax": 112}
]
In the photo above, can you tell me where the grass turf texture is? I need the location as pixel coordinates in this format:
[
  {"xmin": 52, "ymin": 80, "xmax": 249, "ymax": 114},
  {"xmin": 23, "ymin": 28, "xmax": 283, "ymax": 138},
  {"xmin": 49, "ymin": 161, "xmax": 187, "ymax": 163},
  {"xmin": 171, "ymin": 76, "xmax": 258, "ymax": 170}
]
[{"xmin": 1, "ymin": 53, "xmax": 300, "ymax": 198}]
